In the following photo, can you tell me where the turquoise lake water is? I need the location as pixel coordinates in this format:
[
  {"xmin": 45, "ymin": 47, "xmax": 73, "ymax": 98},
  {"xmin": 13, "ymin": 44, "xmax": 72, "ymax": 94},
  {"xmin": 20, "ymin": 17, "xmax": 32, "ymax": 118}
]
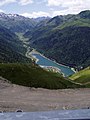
[{"xmin": 32, "ymin": 53, "xmax": 75, "ymax": 76}]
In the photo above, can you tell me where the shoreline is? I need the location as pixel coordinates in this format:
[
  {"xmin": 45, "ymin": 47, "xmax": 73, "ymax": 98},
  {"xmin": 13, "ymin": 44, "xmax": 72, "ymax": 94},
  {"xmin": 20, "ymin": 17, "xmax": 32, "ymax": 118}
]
[
  {"xmin": 71, "ymin": 68, "xmax": 77, "ymax": 73},
  {"xmin": 30, "ymin": 49, "xmax": 69, "ymax": 68},
  {"xmin": 40, "ymin": 65, "xmax": 62, "ymax": 74},
  {"xmin": 31, "ymin": 52, "xmax": 64, "ymax": 74},
  {"xmin": 29, "ymin": 49, "xmax": 76, "ymax": 74}
]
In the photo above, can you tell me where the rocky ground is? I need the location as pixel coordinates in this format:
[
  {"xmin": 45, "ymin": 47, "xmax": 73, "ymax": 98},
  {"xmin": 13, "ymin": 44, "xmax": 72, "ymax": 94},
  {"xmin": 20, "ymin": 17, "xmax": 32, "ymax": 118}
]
[{"xmin": 0, "ymin": 77, "xmax": 90, "ymax": 112}]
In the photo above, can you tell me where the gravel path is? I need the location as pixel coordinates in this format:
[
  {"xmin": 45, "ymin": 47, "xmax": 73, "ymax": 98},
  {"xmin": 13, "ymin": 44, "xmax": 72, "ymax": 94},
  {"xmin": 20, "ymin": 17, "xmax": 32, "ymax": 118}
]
[{"xmin": 0, "ymin": 77, "xmax": 90, "ymax": 112}]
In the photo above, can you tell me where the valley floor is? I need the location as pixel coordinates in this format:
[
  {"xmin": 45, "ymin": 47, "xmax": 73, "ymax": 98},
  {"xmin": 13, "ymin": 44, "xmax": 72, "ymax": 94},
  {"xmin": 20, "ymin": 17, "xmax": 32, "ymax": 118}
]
[{"xmin": 0, "ymin": 78, "xmax": 90, "ymax": 112}]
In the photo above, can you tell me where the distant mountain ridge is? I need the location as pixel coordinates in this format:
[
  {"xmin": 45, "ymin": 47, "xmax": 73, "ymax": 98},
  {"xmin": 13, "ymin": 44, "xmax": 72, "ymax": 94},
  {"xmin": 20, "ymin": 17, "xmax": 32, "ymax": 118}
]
[
  {"xmin": 0, "ymin": 13, "xmax": 51, "ymax": 33},
  {"xmin": 0, "ymin": 12, "xmax": 36, "ymax": 33},
  {"xmin": 0, "ymin": 12, "xmax": 24, "ymax": 18}
]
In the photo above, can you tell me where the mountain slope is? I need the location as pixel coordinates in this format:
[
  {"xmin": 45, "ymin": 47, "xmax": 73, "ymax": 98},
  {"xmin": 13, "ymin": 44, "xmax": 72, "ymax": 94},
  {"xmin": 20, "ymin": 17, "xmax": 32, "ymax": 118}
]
[
  {"xmin": 70, "ymin": 67, "xmax": 90, "ymax": 87},
  {"xmin": 0, "ymin": 26, "xmax": 31, "ymax": 63},
  {"xmin": 0, "ymin": 13, "xmax": 35, "ymax": 33},
  {"xmin": 29, "ymin": 26, "xmax": 90, "ymax": 68},
  {"xmin": 0, "ymin": 63, "xmax": 84, "ymax": 89},
  {"xmin": 24, "ymin": 10, "xmax": 90, "ymax": 39},
  {"xmin": 24, "ymin": 10, "xmax": 90, "ymax": 69}
]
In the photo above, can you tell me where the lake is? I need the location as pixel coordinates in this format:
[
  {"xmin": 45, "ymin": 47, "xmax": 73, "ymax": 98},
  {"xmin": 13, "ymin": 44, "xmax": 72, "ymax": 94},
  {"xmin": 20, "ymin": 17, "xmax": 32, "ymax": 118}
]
[{"xmin": 31, "ymin": 53, "xmax": 75, "ymax": 76}]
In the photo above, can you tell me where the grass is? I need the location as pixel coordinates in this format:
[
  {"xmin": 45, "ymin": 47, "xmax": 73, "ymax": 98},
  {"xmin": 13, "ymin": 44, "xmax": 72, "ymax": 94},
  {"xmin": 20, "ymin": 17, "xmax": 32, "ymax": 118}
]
[
  {"xmin": 0, "ymin": 63, "xmax": 83, "ymax": 89},
  {"xmin": 69, "ymin": 67, "xmax": 90, "ymax": 87},
  {"xmin": 16, "ymin": 32, "xmax": 30, "ymax": 47},
  {"xmin": 54, "ymin": 19, "xmax": 90, "ymax": 31}
]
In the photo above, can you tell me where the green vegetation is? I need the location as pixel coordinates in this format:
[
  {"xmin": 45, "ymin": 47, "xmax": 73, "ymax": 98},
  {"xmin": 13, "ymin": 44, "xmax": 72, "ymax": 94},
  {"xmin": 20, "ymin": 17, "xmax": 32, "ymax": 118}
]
[
  {"xmin": 70, "ymin": 67, "xmax": 90, "ymax": 87},
  {"xmin": 23, "ymin": 10, "xmax": 90, "ymax": 69},
  {"xmin": 0, "ymin": 10, "xmax": 90, "ymax": 89},
  {"xmin": 55, "ymin": 19, "xmax": 90, "ymax": 30},
  {"xmin": 0, "ymin": 26, "xmax": 31, "ymax": 63},
  {"xmin": 29, "ymin": 26, "xmax": 90, "ymax": 69},
  {"xmin": 0, "ymin": 63, "xmax": 83, "ymax": 89},
  {"xmin": 0, "ymin": 10, "xmax": 90, "ymax": 68},
  {"xmin": 16, "ymin": 33, "xmax": 29, "ymax": 47}
]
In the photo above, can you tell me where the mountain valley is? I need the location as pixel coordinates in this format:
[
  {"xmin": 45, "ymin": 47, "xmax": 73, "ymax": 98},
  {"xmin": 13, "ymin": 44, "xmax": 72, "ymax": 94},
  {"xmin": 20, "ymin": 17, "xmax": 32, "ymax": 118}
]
[{"xmin": 0, "ymin": 10, "xmax": 90, "ymax": 89}]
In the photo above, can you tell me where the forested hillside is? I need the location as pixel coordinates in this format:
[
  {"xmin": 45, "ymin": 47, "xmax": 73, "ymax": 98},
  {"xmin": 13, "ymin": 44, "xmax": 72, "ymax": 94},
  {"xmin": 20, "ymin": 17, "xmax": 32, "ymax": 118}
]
[
  {"xmin": 24, "ymin": 10, "xmax": 90, "ymax": 69},
  {"xmin": 0, "ymin": 26, "xmax": 31, "ymax": 63},
  {"xmin": 30, "ymin": 26, "xmax": 90, "ymax": 68}
]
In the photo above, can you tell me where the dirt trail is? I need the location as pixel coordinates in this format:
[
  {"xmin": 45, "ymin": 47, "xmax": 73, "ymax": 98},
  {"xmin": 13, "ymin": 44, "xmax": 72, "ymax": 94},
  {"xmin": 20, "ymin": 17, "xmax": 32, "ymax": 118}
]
[{"xmin": 0, "ymin": 77, "xmax": 90, "ymax": 112}]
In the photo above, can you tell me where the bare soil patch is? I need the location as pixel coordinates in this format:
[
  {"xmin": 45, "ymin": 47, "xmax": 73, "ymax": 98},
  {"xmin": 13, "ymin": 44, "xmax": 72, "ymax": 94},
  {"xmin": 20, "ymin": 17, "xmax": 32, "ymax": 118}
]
[{"xmin": 0, "ymin": 77, "xmax": 90, "ymax": 112}]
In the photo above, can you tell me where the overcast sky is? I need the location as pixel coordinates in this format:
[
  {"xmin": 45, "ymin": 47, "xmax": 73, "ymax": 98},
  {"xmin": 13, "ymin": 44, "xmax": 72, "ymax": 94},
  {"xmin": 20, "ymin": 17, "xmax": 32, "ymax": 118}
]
[{"xmin": 0, "ymin": 0, "xmax": 90, "ymax": 18}]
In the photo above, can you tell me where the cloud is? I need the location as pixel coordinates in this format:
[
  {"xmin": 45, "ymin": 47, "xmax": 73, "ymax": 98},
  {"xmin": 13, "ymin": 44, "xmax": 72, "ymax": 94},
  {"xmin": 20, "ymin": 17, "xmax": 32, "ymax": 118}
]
[
  {"xmin": 48, "ymin": 0, "xmax": 62, "ymax": 6},
  {"xmin": 48, "ymin": 0, "xmax": 90, "ymax": 15},
  {"xmin": 19, "ymin": 0, "xmax": 33, "ymax": 5},
  {"xmin": 21, "ymin": 11, "xmax": 50, "ymax": 18},
  {"xmin": 0, "ymin": 9, "xmax": 4, "ymax": 12},
  {"xmin": 35, "ymin": 0, "xmax": 47, "ymax": 5},
  {"xmin": 52, "ymin": 5, "xmax": 87, "ymax": 16},
  {"xmin": 0, "ymin": 0, "xmax": 16, "ymax": 6},
  {"xmin": 0, "ymin": 0, "xmax": 33, "ymax": 6},
  {"xmin": 47, "ymin": 0, "xmax": 89, "ymax": 7}
]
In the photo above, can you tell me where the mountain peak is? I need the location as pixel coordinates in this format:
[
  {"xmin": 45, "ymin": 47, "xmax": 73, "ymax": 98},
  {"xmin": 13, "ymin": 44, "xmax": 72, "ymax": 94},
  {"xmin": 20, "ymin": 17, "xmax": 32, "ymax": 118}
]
[
  {"xmin": 79, "ymin": 10, "xmax": 90, "ymax": 19},
  {"xmin": 0, "ymin": 12, "xmax": 26, "ymax": 19}
]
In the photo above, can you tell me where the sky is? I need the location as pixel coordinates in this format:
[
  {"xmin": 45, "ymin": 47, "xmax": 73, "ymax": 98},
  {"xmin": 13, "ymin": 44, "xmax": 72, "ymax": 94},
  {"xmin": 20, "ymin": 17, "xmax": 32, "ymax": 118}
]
[{"xmin": 0, "ymin": 0, "xmax": 90, "ymax": 18}]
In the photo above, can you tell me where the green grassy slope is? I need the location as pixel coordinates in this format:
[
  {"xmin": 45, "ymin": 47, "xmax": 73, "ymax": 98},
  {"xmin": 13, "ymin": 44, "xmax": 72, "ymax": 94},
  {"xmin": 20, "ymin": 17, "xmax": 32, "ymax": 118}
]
[
  {"xmin": 55, "ymin": 19, "xmax": 90, "ymax": 30},
  {"xmin": 0, "ymin": 63, "xmax": 83, "ymax": 89},
  {"xmin": 54, "ymin": 10, "xmax": 90, "ymax": 30},
  {"xmin": 70, "ymin": 67, "xmax": 90, "ymax": 87}
]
